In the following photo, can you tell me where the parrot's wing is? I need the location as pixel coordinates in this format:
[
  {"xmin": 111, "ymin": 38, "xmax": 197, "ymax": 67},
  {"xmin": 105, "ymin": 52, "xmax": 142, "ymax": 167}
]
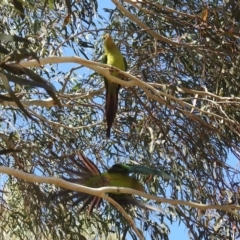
[
  {"xmin": 52, "ymin": 152, "xmax": 103, "ymax": 215},
  {"xmin": 101, "ymin": 54, "xmax": 107, "ymax": 64},
  {"xmin": 101, "ymin": 54, "xmax": 108, "ymax": 88},
  {"xmin": 77, "ymin": 152, "xmax": 101, "ymax": 175},
  {"xmin": 107, "ymin": 164, "xmax": 130, "ymax": 175},
  {"xmin": 108, "ymin": 164, "xmax": 174, "ymax": 180},
  {"xmin": 60, "ymin": 152, "xmax": 100, "ymax": 180},
  {"xmin": 54, "ymin": 187, "xmax": 103, "ymax": 215},
  {"xmin": 123, "ymin": 57, "xmax": 128, "ymax": 71}
]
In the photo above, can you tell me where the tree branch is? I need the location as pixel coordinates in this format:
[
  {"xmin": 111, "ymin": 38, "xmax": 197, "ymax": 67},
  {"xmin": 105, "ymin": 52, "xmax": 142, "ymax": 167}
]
[
  {"xmin": 18, "ymin": 56, "xmax": 240, "ymax": 135},
  {"xmin": 112, "ymin": 0, "xmax": 203, "ymax": 49},
  {"xmin": 0, "ymin": 166, "xmax": 239, "ymax": 218}
]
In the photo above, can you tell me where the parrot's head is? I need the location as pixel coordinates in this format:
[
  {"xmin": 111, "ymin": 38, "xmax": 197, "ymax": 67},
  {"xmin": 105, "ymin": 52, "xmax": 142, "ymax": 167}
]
[{"xmin": 103, "ymin": 33, "xmax": 116, "ymax": 49}]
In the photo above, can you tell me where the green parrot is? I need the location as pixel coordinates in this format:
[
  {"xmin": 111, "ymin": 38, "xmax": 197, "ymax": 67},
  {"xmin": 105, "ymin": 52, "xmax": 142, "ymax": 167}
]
[
  {"xmin": 54, "ymin": 152, "xmax": 174, "ymax": 215},
  {"xmin": 101, "ymin": 33, "xmax": 127, "ymax": 138}
]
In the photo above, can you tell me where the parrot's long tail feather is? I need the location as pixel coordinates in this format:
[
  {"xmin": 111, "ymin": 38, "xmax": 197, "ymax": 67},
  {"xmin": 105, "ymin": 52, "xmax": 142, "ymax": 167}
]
[{"xmin": 105, "ymin": 90, "xmax": 119, "ymax": 138}]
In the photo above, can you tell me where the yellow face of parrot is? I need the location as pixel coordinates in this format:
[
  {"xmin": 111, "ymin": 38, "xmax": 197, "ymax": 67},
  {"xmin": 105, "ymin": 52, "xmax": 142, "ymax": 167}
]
[{"xmin": 103, "ymin": 33, "xmax": 115, "ymax": 49}]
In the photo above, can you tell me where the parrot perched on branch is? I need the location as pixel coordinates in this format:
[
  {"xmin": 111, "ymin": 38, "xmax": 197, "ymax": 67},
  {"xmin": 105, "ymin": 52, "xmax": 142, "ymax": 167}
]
[
  {"xmin": 54, "ymin": 152, "xmax": 174, "ymax": 215},
  {"xmin": 101, "ymin": 33, "xmax": 127, "ymax": 138}
]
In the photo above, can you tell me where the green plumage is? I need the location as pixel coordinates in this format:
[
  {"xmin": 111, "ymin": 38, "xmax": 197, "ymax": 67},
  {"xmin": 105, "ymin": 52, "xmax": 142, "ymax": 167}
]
[
  {"xmin": 101, "ymin": 34, "xmax": 127, "ymax": 138},
  {"xmin": 53, "ymin": 152, "xmax": 173, "ymax": 215},
  {"xmin": 108, "ymin": 163, "xmax": 174, "ymax": 180}
]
